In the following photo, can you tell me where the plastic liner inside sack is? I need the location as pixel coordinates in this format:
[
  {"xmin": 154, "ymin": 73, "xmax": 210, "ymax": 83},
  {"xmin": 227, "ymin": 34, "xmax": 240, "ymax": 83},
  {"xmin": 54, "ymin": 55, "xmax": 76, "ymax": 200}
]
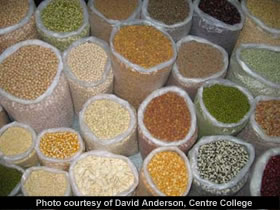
[
  {"xmin": 21, "ymin": 166, "xmax": 72, "ymax": 196},
  {"xmin": 88, "ymin": 0, "xmax": 142, "ymax": 43},
  {"xmin": 35, "ymin": 128, "xmax": 85, "ymax": 171},
  {"xmin": 110, "ymin": 20, "xmax": 177, "ymax": 109},
  {"xmin": 0, "ymin": 160, "xmax": 24, "ymax": 196},
  {"xmin": 194, "ymin": 79, "xmax": 254, "ymax": 137},
  {"xmin": 235, "ymin": 0, "xmax": 280, "ymax": 49},
  {"xmin": 250, "ymin": 147, "xmax": 280, "ymax": 196},
  {"xmin": 227, "ymin": 44, "xmax": 280, "ymax": 97},
  {"xmin": 35, "ymin": 0, "xmax": 90, "ymax": 51},
  {"xmin": 138, "ymin": 86, "xmax": 198, "ymax": 159},
  {"xmin": 188, "ymin": 135, "xmax": 255, "ymax": 196},
  {"xmin": 190, "ymin": 0, "xmax": 245, "ymax": 55},
  {"xmin": 0, "ymin": 0, "xmax": 38, "ymax": 54},
  {"xmin": 141, "ymin": 0, "xmax": 193, "ymax": 42},
  {"xmin": 80, "ymin": 94, "xmax": 138, "ymax": 156},
  {"xmin": 0, "ymin": 122, "xmax": 38, "ymax": 168},
  {"xmin": 69, "ymin": 150, "xmax": 139, "ymax": 196},
  {"xmin": 0, "ymin": 106, "xmax": 9, "ymax": 129},
  {"xmin": 0, "ymin": 40, "xmax": 74, "ymax": 133},
  {"xmin": 167, "ymin": 35, "xmax": 229, "ymax": 100},
  {"xmin": 136, "ymin": 147, "xmax": 193, "ymax": 196},
  {"xmin": 63, "ymin": 37, "xmax": 113, "ymax": 114},
  {"xmin": 238, "ymin": 96, "xmax": 280, "ymax": 158}
]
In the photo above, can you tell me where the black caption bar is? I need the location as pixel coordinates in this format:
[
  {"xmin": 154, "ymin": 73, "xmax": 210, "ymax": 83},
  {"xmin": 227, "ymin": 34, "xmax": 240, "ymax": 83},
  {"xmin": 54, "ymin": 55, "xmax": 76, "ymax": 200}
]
[{"xmin": 0, "ymin": 196, "xmax": 279, "ymax": 209}]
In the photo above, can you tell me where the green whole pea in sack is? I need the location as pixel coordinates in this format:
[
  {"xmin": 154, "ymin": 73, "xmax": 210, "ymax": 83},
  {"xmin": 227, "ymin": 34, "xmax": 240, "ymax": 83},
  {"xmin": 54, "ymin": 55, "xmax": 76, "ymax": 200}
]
[
  {"xmin": 227, "ymin": 44, "xmax": 280, "ymax": 97},
  {"xmin": 110, "ymin": 20, "xmax": 177, "ymax": 108},
  {"xmin": 189, "ymin": 135, "xmax": 255, "ymax": 195},
  {"xmin": 0, "ymin": 161, "xmax": 24, "ymax": 196},
  {"xmin": 0, "ymin": 0, "xmax": 38, "ymax": 54},
  {"xmin": 35, "ymin": 0, "xmax": 90, "ymax": 51},
  {"xmin": 0, "ymin": 105, "xmax": 9, "ymax": 129},
  {"xmin": 0, "ymin": 40, "xmax": 74, "ymax": 133},
  {"xmin": 190, "ymin": 0, "xmax": 245, "ymax": 54},
  {"xmin": 0, "ymin": 122, "xmax": 38, "ymax": 168},
  {"xmin": 63, "ymin": 37, "xmax": 114, "ymax": 114},
  {"xmin": 194, "ymin": 79, "xmax": 254, "ymax": 137},
  {"xmin": 141, "ymin": 0, "xmax": 193, "ymax": 42},
  {"xmin": 88, "ymin": 0, "xmax": 142, "ymax": 43},
  {"xmin": 167, "ymin": 35, "xmax": 229, "ymax": 100},
  {"xmin": 238, "ymin": 96, "xmax": 280, "ymax": 158},
  {"xmin": 235, "ymin": 0, "xmax": 280, "ymax": 49}
]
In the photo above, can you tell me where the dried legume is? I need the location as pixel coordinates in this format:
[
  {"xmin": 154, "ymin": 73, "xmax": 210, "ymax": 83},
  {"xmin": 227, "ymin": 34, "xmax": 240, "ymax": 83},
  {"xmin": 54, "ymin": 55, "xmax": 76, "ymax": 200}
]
[
  {"xmin": 255, "ymin": 100, "xmax": 280, "ymax": 137},
  {"xmin": 113, "ymin": 25, "xmax": 174, "ymax": 69},
  {"xmin": 0, "ymin": 0, "xmax": 29, "ymax": 28},
  {"xmin": 39, "ymin": 131, "xmax": 80, "ymax": 159},
  {"xmin": 72, "ymin": 154, "xmax": 135, "ymax": 196},
  {"xmin": 202, "ymin": 84, "xmax": 250, "ymax": 123},
  {"xmin": 23, "ymin": 168, "xmax": 68, "ymax": 196},
  {"xmin": 240, "ymin": 48, "xmax": 280, "ymax": 84},
  {"xmin": 261, "ymin": 155, "xmax": 280, "ymax": 196},
  {"xmin": 41, "ymin": 0, "xmax": 83, "ymax": 32},
  {"xmin": 84, "ymin": 99, "xmax": 130, "ymax": 140},
  {"xmin": 94, "ymin": 0, "xmax": 138, "ymax": 20},
  {"xmin": 0, "ymin": 127, "xmax": 32, "ymax": 156},
  {"xmin": 0, "ymin": 164, "xmax": 22, "ymax": 196},
  {"xmin": 67, "ymin": 42, "xmax": 107, "ymax": 82},
  {"xmin": 177, "ymin": 40, "xmax": 224, "ymax": 78},
  {"xmin": 0, "ymin": 45, "xmax": 58, "ymax": 100},
  {"xmin": 147, "ymin": 0, "xmax": 189, "ymax": 25},
  {"xmin": 247, "ymin": 0, "xmax": 280, "ymax": 29},
  {"xmin": 199, "ymin": 0, "xmax": 241, "ymax": 25},
  {"xmin": 144, "ymin": 92, "xmax": 191, "ymax": 141},
  {"xmin": 147, "ymin": 151, "xmax": 188, "ymax": 196},
  {"xmin": 197, "ymin": 140, "xmax": 249, "ymax": 184}
]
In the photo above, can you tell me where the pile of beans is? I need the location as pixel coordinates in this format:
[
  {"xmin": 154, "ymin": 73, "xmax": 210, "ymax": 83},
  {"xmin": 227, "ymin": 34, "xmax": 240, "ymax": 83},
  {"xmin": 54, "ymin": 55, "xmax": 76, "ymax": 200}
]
[
  {"xmin": 261, "ymin": 155, "xmax": 280, "ymax": 196},
  {"xmin": 202, "ymin": 84, "xmax": 250, "ymax": 123},
  {"xmin": 255, "ymin": 100, "xmax": 280, "ymax": 137},
  {"xmin": 71, "ymin": 153, "xmax": 137, "ymax": 196},
  {"xmin": 246, "ymin": 0, "xmax": 280, "ymax": 29},
  {"xmin": 197, "ymin": 140, "xmax": 249, "ymax": 184},
  {"xmin": 240, "ymin": 48, "xmax": 280, "ymax": 84},
  {"xmin": 0, "ymin": 164, "xmax": 22, "ymax": 196},
  {"xmin": 22, "ymin": 167, "xmax": 69, "ymax": 196},
  {"xmin": 147, "ymin": 0, "xmax": 189, "ymax": 25},
  {"xmin": 199, "ymin": 0, "xmax": 241, "ymax": 25},
  {"xmin": 113, "ymin": 25, "xmax": 174, "ymax": 69},
  {"xmin": 144, "ymin": 92, "xmax": 191, "ymax": 141},
  {"xmin": 147, "ymin": 151, "xmax": 188, "ymax": 196},
  {"xmin": 177, "ymin": 40, "xmax": 224, "ymax": 78},
  {"xmin": 94, "ymin": 0, "xmax": 139, "ymax": 20},
  {"xmin": 0, "ymin": 45, "xmax": 58, "ymax": 100}
]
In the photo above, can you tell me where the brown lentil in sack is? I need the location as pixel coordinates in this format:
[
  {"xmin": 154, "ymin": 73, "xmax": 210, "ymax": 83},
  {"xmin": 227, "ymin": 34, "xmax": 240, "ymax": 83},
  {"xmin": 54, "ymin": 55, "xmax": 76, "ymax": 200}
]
[
  {"xmin": 136, "ymin": 147, "xmax": 192, "ymax": 196},
  {"xmin": 0, "ymin": 40, "xmax": 74, "ymax": 133},
  {"xmin": 238, "ymin": 96, "xmax": 280, "ymax": 158},
  {"xmin": 0, "ymin": 106, "xmax": 9, "ymax": 129},
  {"xmin": 235, "ymin": 0, "xmax": 280, "ymax": 49},
  {"xmin": 138, "ymin": 86, "xmax": 198, "ymax": 159},
  {"xmin": 110, "ymin": 20, "xmax": 177, "ymax": 108},
  {"xmin": 0, "ymin": 122, "xmax": 38, "ymax": 168},
  {"xmin": 80, "ymin": 94, "xmax": 138, "ymax": 156},
  {"xmin": 190, "ymin": 0, "xmax": 244, "ymax": 54},
  {"xmin": 189, "ymin": 135, "xmax": 255, "ymax": 195},
  {"xmin": 88, "ymin": 0, "xmax": 142, "ymax": 43},
  {"xmin": 69, "ymin": 150, "xmax": 139, "ymax": 196},
  {"xmin": 141, "ymin": 0, "xmax": 193, "ymax": 42},
  {"xmin": 0, "ymin": 0, "xmax": 38, "ymax": 54},
  {"xmin": 35, "ymin": 128, "xmax": 85, "ymax": 171},
  {"xmin": 167, "ymin": 35, "xmax": 228, "ymax": 100},
  {"xmin": 63, "ymin": 37, "xmax": 113, "ymax": 114}
]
